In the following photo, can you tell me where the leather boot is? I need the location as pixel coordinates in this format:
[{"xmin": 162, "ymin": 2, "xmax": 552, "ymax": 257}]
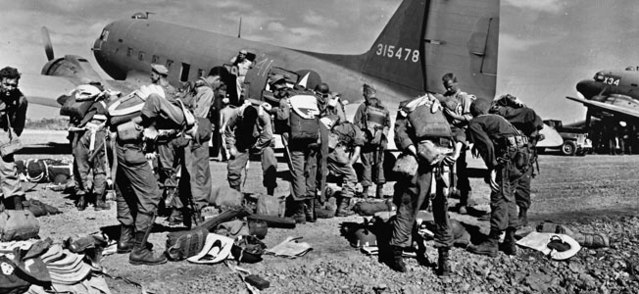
[
  {"xmin": 501, "ymin": 228, "xmax": 517, "ymax": 256},
  {"xmin": 375, "ymin": 184, "xmax": 384, "ymax": 199},
  {"xmin": 117, "ymin": 225, "xmax": 135, "ymax": 254},
  {"xmin": 305, "ymin": 199, "xmax": 316, "ymax": 223},
  {"xmin": 336, "ymin": 197, "xmax": 355, "ymax": 217},
  {"xmin": 437, "ymin": 247, "xmax": 451, "ymax": 276},
  {"xmin": 467, "ymin": 231, "xmax": 499, "ymax": 257},
  {"xmin": 129, "ymin": 226, "xmax": 167, "ymax": 266},
  {"xmin": 94, "ymin": 197, "xmax": 111, "ymax": 211},
  {"xmin": 76, "ymin": 193, "xmax": 87, "ymax": 211},
  {"xmin": 387, "ymin": 246, "xmax": 407, "ymax": 272},
  {"xmin": 518, "ymin": 207, "xmax": 529, "ymax": 227},
  {"xmin": 458, "ymin": 190, "xmax": 470, "ymax": 214},
  {"xmin": 292, "ymin": 200, "xmax": 306, "ymax": 224},
  {"xmin": 361, "ymin": 186, "xmax": 371, "ymax": 198}
]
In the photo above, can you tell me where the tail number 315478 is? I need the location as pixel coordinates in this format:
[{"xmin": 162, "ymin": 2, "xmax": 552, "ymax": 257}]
[{"xmin": 376, "ymin": 43, "xmax": 420, "ymax": 63}]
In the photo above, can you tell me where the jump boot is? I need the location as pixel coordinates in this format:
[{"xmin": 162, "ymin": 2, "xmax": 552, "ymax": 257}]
[
  {"xmin": 336, "ymin": 197, "xmax": 355, "ymax": 217},
  {"xmin": 361, "ymin": 185, "xmax": 371, "ymax": 198},
  {"xmin": 76, "ymin": 191, "xmax": 87, "ymax": 211},
  {"xmin": 117, "ymin": 225, "xmax": 135, "ymax": 254},
  {"xmin": 458, "ymin": 190, "xmax": 471, "ymax": 215},
  {"xmin": 292, "ymin": 200, "xmax": 306, "ymax": 224},
  {"xmin": 467, "ymin": 231, "xmax": 500, "ymax": 257},
  {"xmin": 375, "ymin": 184, "xmax": 384, "ymax": 199},
  {"xmin": 518, "ymin": 207, "xmax": 529, "ymax": 227},
  {"xmin": 437, "ymin": 247, "xmax": 451, "ymax": 276},
  {"xmin": 387, "ymin": 246, "xmax": 407, "ymax": 272},
  {"xmin": 305, "ymin": 199, "xmax": 317, "ymax": 223},
  {"xmin": 501, "ymin": 228, "xmax": 517, "ymax": 256},
  {"xmin": 129, "ymin": 225, "xmax": 167, "ymax": 266},
  {"xmin": 94, "ymin": 192, "xmax": 111, "ymax": 211}
]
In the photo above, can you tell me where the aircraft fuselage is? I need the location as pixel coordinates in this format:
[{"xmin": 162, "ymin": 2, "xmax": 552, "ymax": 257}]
[{"xmin": 92, "ymin": 19, "xmax": 420, "ymax": 109}]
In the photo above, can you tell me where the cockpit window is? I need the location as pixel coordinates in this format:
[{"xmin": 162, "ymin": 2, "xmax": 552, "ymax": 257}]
[
  {"xmin": 594, "ymin": 73, "xmax": 604, "ymax": 81},
  {"xmin": 100, "ymin": 29, "xmax": 109, "ymax": 41}
]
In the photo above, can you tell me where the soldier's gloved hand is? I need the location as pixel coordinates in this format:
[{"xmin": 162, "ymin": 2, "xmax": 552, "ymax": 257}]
[
  {"xmin": 489, "ymin": 169, "xmax": 499, "ymax": 192},
  {"xmin": 229, "ymin": 146, "xmax": 239, "ymax": 158}
]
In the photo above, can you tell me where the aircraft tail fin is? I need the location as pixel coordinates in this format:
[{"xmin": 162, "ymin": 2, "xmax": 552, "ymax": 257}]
[
  {"xmin": 361, "ymin": 0, "xmax": 428, "ymax": 91},
  {"xmin": 362, "ymin": 0, "xmax": 500, "ymax": 100}
]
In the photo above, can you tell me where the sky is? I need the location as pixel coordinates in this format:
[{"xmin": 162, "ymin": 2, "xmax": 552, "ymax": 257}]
[{"xmin": 1, "ymin": 0, "xmax": 638, "ymax": 123}]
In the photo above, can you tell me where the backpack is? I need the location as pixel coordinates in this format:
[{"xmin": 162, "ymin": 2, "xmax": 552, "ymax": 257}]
[
  {"xmin": 59, "ymin": 95, "xmax": 95, "ymax": 121},
  {"xmin": 288, "ymin": 94, "xmax": 320, "ymax": 142},
  {"xmin": 407, "ymin": 102, "xmax": 452, "ymax": 139}
]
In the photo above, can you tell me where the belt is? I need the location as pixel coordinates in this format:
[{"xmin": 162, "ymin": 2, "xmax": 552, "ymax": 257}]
[{"xmin": 500, "ymin": 135, "xmax": 528, "ymax": 149}]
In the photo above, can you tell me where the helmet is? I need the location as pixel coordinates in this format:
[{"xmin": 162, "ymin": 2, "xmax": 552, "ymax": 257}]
[
  {"xmin": 351, "ymin": 228, "xmax": 377, "ymax": 248},
  {"xmin": 314, "ymin": 83, "xmax": 330, "ymax": 95}
]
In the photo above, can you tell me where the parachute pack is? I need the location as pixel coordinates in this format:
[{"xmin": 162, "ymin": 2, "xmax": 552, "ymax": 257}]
[{"xmin": 288, "ymin": 94, "xmax": 320, "ymax": 142}]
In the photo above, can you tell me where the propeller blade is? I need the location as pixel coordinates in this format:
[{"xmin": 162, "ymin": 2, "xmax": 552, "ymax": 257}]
[{"xmin": 40, "ymin": 26, "xmax": 54, "ymax": 61}]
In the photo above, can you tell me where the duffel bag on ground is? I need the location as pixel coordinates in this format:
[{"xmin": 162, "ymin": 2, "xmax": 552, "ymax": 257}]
[{"xmin": 0, "ymin": 210, "xmax": 40, "ymax": 242}]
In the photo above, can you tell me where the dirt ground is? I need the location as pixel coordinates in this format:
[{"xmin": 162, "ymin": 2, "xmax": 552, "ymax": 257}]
[{"xmin": 20, "ymin": 145, "xmax": 639, "ymax": 293}]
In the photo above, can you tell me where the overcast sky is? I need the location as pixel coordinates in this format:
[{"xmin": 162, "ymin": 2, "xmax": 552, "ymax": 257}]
[{"xmin": 1, "ymin": 0, "xmax": 638, "ymax": 123}]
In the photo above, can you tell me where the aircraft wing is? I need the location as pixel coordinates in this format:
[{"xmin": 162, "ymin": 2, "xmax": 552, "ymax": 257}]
[
  {"xmin": 566, "ymin": 96, "xmax": 639, "ymax": 119},
  {"xmin": 20, "ymin": 73, "xmax": 138, "ymax": 108}
]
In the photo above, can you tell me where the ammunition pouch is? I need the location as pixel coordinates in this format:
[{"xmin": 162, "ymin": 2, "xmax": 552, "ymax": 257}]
[
  {"xmin": 115, "ymin": 119, "xmax": 143, "ymax": 142},
  {"xmin": 497, "ymin": 137, "xmax": 531, "ymax": 181}
]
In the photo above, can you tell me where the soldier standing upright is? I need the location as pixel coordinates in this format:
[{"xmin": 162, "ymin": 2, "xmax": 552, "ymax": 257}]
[
  {"xmin": 354, "ymin": 84, "xmax": 391, "ymax": 199},
  {"xmin": 441, "ymin": 73, "xmax": 475, "ymax": 214},
  {"xmin": 272, "ymin": 75, "xmax": 320, "ymax": 224},
  {"xmin": 0, "ymin": 67, "xmax": 27, "ymax": 210},
  {"xmin": 67, "ymin": 84, "xmax": 111, "ymax": 211},
  {"xmin": 387, "ymin": 94, "xmax": 457, "ymax": 276}
]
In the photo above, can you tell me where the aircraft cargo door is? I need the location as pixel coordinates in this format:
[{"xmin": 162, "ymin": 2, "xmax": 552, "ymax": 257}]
[{"xmin": 422, "ymin": 0, "xmax": 499, "ymax": 100}]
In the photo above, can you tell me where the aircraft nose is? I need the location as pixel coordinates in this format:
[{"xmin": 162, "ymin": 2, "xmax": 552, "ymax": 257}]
[{"xmin": 576, "ymin": 80, "xmax": 602, "ymax": 100}]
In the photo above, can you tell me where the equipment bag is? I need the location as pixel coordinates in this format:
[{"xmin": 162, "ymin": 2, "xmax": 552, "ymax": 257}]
[
  {"xmin": 408, "ymin": 103, "xmax": 452, "ymax": 139},
  {"xmin": 0, "ymin": 210, "xmax": 40, "ymax": 242},
  {"xmin": 115, "ymin": 118, "xmax": 143, "ymax": 141},
  {"xmin": 60, "ymin": 99, "xmax": 95, "ymax": 120},
  {"xmin": 288, "ymin": 95, "xmax": 320, "ymax": 142},
  {"xmin": 256, "ymin": 194, "xmax": 285, "ymax": 218}
]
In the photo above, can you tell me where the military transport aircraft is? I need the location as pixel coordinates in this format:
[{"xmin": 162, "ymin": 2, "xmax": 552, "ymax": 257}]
[
  {"xmin": 22, "ymin": 0, "xmax": 499, "ymax": 118},
  {"xmin": 567, "ymin": 67, "xmax": 639, "ymax": 126}
]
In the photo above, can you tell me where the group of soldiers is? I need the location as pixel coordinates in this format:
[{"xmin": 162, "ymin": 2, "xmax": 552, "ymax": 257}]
[
  {"xmin": 385, "ymin": 74, "xmax": 543, "ymax": 276},
  {"xmin": 0, "ymin": 59, "xmax": 544, "ymax": 276}
]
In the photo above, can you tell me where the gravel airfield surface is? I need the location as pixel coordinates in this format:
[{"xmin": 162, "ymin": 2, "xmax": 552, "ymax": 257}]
[{"xmin": 23, "ymin": 149, "xmax": 639, "ymax": 294}]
